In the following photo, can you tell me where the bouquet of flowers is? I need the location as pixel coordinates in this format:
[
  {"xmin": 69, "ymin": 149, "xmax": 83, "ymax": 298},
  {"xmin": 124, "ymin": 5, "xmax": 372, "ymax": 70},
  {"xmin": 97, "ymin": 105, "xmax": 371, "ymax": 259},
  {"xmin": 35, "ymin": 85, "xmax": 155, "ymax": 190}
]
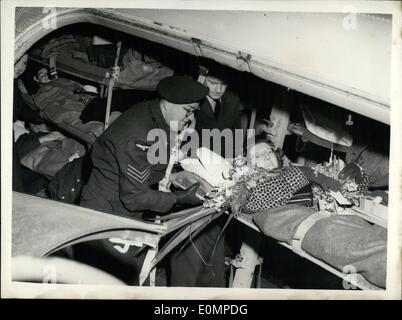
[
  {"xmin": 312, "ymin": 159, "xmax": 372, "ymax": 210},
  {"xmin": 312, "ymin": 154, "xmax": 345, "ymax": 180},
  {"xmin": 149, "ymin": 157, "xmax": 278, "ymax": 272}
]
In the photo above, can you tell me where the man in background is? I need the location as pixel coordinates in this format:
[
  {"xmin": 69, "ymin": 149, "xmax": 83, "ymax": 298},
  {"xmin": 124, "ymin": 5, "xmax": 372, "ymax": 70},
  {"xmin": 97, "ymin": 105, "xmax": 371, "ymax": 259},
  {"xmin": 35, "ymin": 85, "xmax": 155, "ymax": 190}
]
[{"xmin": 195, "ymin": 59, "xmax": 244, "ymax": 158}]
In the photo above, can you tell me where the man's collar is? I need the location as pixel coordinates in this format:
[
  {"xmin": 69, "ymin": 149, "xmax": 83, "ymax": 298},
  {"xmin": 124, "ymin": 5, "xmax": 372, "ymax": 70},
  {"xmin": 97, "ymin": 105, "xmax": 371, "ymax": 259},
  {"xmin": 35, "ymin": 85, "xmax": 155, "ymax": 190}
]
[
  {"xmin": 206, "ymin": 96, "xmax": 221, "ymax": 105},
  {"xmin": 149, "ymin": 99, "xmax": 171, "ymax": 132}
]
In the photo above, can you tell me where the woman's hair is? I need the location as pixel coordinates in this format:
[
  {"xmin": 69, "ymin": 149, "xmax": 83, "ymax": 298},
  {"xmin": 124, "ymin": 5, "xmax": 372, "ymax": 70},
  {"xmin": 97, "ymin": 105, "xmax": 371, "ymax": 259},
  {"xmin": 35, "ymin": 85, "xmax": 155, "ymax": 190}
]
[{"xmin": 249, "ymin": 134, "xmax": 284, "ymax": 168}]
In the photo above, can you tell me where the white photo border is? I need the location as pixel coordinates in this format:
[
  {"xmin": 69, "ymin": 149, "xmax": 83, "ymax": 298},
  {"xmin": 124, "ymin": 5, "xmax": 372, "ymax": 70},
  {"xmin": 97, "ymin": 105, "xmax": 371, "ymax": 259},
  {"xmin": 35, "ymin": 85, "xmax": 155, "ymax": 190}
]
[{"xmin": 1, "ymin": 0, "xmax": 401, "ymax": 300}]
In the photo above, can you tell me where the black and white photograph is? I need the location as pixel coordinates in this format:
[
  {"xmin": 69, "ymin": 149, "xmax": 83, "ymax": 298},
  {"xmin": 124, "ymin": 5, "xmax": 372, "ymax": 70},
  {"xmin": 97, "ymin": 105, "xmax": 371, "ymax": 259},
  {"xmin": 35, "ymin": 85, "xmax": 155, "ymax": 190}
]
[{"xmin": 1, "ymin": 0, "xmax": 401, "ymax": 300}]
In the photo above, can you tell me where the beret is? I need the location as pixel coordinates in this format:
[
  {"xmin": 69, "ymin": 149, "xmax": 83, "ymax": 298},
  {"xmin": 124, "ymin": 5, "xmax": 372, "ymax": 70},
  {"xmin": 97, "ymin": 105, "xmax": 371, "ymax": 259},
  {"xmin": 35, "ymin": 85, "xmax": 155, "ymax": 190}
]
[{"xmin": 157, "ymin": 75, "xmax": 209, "ymax": 104}]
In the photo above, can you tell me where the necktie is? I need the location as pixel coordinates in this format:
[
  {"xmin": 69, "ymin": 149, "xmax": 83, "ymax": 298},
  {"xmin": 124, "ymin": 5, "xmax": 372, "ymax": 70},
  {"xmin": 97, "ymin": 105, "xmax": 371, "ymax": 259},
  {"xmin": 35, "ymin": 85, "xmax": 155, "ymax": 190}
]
[{"xmin": 214, "ymin": 99, "xmax": 221, "ymax": 120}]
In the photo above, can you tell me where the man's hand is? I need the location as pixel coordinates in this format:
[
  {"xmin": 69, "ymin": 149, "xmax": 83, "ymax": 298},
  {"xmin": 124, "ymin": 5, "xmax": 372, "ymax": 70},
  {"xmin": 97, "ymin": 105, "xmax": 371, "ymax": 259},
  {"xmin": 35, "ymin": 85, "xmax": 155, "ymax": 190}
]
[
  {"xmin": 299, "ymin": 166, "xmax": 341, "ymax": 192},
  {"xmin": 39, "ymin": 131, "xmax": 67, "ymax": 144},
  {"xmin": 175, "ymin": 182, "xmax": 203, "ymax": 206},
  {"xmin": 319, "ymin": 176, "xmax": 342, "ymax": 192}
]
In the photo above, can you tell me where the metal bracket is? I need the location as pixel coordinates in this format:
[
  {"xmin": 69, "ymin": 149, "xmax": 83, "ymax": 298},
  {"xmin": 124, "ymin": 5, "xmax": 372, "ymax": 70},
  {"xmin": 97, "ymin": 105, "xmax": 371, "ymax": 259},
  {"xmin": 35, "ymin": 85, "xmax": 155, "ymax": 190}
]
[
  {"xmin": 236, "ymin": 51, "xmax": 252, "ymax": 72},
  {"xmin": 108, "ymin": 237, "xmax": 143, "ymax": 254},
  {"xmin": 227, "ymin": 253, "xmax": 263, "ymax": 270},
  {"xmin": 191, "ymin": 37, "xmax": 203, "ymax": 56}
]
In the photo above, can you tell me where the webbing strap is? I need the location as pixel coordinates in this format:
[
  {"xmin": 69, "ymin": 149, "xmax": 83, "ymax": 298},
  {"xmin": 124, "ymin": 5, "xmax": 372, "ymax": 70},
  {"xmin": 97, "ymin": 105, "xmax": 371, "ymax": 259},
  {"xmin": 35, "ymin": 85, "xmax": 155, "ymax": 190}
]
[
  {"xmin": 291, "ymin": 210, "xmax": 331, "ymax": 257},
  {"xmin": 49, "ymin": 53, "xmax": 58, "ymax": 79}
]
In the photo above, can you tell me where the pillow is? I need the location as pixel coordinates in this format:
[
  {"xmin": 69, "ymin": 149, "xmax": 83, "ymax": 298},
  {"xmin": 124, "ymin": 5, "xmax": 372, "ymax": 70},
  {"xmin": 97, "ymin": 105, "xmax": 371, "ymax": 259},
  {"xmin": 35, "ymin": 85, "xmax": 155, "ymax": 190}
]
[
  {"xmin": 196, "ymin": 147, "xmax": 233, "ymax": 186},
  {"xmin": 179, "ymin": 147, "xmax": 233, "ymax": 187}
]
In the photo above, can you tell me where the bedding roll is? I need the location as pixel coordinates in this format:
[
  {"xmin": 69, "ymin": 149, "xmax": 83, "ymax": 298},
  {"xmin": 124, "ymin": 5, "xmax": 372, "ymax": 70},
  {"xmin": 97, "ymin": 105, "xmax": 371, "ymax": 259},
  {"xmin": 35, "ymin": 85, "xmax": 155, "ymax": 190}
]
[
  {"xmin": 253, "ymin": 205, "xmax": 387, "ymax": 288},
  {"xmin": 302, "ymin": 215, "xmax": 387, "ymax": 288}
]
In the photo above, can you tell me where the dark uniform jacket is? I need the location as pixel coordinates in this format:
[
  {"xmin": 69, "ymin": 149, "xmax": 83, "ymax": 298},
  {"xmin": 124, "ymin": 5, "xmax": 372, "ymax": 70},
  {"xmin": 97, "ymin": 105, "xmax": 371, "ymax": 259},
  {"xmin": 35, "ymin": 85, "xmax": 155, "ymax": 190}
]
[
  {"xmin": 173, "ymin": 89, "xmax": 243, "ymax": 288},
  {"xmin": 81, "ymin": 99, "xmax": 176, "ymax": 216},
  {"xmin": 195, "ymin": 90, "xmax": 243, "ymax": 157}
]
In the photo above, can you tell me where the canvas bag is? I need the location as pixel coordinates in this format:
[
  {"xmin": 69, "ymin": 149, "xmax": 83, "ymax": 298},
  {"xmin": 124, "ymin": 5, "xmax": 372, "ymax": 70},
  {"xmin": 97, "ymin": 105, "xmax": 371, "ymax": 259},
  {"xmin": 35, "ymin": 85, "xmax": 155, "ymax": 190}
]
[{"xmin": 117, "ymin": 49, "xmax": 174, "ymax": 90}]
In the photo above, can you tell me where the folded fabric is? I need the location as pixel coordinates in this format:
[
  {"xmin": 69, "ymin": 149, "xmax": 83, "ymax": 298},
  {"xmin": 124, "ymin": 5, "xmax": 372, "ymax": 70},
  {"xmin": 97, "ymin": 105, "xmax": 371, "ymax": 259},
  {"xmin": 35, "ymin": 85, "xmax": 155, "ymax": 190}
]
[
  {"xmin": 179, "ymin": 158, "xmax": 212, "ymax": 184},
  {"xmin": 14, "ymin": 80, "xmax": 43, "ymax": 124},
  {"xmin": 303, "ymin": 214, "xmax": 386, "ymax": 288},
  {"xmin": 20, "ymin": 136, "xmax": 86, "ymax": 178},
  {"xmin": 39, "ymin": 34, "xmax": 90, "ymax": 60},
  {"xmin": 34, "ymin": 78, "xmax": 85, "ymax": 123},
  {"xmin": 288, "ymin": 123, "xmax": 351, "ymax": 153},
  {"xmin": 40, "ymin": 35, "xmax": 81, "ymax": 58},
  {"xmin": 117, "ymin": 48, "xmax": 174, "ymax": 90},
  {"xmin": 301, "ymin": 103, "xmax": 353, "ymax": 147},
  {"xmin": 13, "ymin": 121, "xmax": 30, "ymax": 142},
  {"xmin": 67, "ymin": 114, "xmax": 104, "ymax": 137},
  {"xmin": 15, "ymin": 132, "xmax": 43, "ymax": 159}
]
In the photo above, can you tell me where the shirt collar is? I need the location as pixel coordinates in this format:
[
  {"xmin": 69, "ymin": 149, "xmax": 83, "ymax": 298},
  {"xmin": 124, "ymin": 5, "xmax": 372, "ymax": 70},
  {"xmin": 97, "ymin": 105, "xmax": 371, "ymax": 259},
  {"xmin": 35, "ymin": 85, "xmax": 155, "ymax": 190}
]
[{"xmin": 206, "ymin": 96, "xmax": 221, "ymax": 106}]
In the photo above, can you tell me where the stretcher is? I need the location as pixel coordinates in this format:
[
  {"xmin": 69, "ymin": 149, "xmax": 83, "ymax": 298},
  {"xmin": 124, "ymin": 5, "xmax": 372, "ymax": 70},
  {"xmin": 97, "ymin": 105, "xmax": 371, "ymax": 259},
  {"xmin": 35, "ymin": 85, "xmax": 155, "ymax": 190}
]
[
  {"xmin": 43, "ymin": 120, "xmax": 98, "ymax": 145},
  {"xmin": 28, "ymin": 42, "xmax": 158, "ymax": 144},
  {"xmin": 29, "ymin": 76, "xmax": 106, "ymax": 145},
  {"xmin": 29, "ymin": 54, "xmax": 109, "ymax": 87},
  {"xmin": 226, "ymin": 90, "xmax": 386, "ymax": 291},
  {"xmin": 29, "ymin": 49, "xmax": 168, "ymax": 92},
  {"xmin": 158, "ymin": 111, "xmax": 386, "ymax": 290},
  {"xmin": 230, "ymin": 211, "xmax": 383, "ymax": 290},
  {"xmin": 156, "ymin": 176, "xmax": 386, "ymax": 291},
  {"xmin": 29, "ymin": 46, "xmax": 117, "ymax": 143}
]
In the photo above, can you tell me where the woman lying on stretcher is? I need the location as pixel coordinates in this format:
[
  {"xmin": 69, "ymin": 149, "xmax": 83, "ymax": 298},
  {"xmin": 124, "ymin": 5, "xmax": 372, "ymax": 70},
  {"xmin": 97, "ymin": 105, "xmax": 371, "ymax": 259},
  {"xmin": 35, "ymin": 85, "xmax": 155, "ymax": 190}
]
[{"xmin": 173, "ymin": 134, "xmax": 371, "ymax": 215}]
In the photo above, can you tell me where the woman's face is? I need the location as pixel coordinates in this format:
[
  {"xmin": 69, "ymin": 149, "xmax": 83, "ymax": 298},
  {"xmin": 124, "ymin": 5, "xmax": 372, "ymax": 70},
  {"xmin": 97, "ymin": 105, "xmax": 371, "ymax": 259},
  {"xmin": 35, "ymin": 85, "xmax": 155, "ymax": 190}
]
[{"xmin": 247, "ymin": 142, "xmax": 279, "ymax": 170}]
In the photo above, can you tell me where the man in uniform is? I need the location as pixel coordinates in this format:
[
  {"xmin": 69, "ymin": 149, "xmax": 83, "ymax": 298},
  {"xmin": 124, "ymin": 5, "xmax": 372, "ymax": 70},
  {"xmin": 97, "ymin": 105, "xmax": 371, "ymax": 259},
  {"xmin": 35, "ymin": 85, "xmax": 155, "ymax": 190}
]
[
  {"xmin": 169, "ymin": 61, "xmax": 245, "ymax": 288},
  {"xmin": 78, "ymin": 75, "xmax": 209, "ymax": 285},
  {"xmin": 81, "ymin": 75, "xmax": 208, "ymax": 215}
]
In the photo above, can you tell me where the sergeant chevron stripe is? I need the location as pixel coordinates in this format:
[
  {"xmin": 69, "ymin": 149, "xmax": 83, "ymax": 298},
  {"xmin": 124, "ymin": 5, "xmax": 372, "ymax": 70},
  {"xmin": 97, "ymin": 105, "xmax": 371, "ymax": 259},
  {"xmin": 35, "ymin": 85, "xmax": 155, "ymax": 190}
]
[{"xmin": 127, "ymin": 164, "xmax": 151, "ymax": 183}]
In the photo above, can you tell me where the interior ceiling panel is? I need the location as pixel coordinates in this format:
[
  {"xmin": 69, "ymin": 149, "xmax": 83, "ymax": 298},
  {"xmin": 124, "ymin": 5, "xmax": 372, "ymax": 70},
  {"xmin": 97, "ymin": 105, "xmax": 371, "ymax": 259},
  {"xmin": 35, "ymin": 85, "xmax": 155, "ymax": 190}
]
[{"xmin": 15, "ymin": 8, "xmax": 392, "ymax": 124}]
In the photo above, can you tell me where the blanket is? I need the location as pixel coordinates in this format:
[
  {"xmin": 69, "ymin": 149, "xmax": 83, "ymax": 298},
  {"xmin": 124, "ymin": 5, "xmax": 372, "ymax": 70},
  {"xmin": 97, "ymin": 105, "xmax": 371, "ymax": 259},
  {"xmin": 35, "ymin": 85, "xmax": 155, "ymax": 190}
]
[{"xmin": 253, "ymin": 205, "xmax": 387, "ymax": 288}]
